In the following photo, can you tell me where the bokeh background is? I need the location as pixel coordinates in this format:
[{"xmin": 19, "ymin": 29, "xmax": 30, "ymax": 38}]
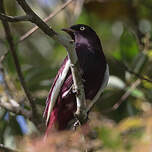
[{"xmin": 0, "ymin": 0, "xmax": 152, "ymax": 151}]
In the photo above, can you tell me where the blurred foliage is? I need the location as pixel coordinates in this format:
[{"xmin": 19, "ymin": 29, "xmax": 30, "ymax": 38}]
[
  {"xmin": 21, "ymin": 112, "xmax": 152, "ymax": 152},
  {"xmin": 0, "ymin": 0, "xmax": 152, "ymax": 151}
]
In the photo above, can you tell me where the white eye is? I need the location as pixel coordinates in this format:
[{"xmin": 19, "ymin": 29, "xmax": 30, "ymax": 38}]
[{"xmin": 80, "ymin": 26, "xmax": 85, "ymax": 31}]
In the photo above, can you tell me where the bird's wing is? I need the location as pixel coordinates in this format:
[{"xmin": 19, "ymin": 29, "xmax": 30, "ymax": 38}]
[
  {"xmin": 44, "ymin": 58, "xmax": 70, "ymax": 125},
  {"xmin": 92, "ymin": 64, "xmax": 109, "ymax": 103}
]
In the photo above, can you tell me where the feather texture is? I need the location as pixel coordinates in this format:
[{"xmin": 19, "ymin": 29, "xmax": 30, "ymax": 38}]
[
  {"xmin": 44, "ymin": 58, "xmax": 70, "ymax": 125},
  {"xmin": 44, "ymin": 24, "xmax": 109, "ymax": 133}
]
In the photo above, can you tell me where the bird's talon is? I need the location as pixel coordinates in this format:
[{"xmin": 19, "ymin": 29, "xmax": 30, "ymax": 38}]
[
  {"xmin": 74, "ymin": 120, "xmax": 81, "ymax": 128},
  {"xmin": 45, "ymin": 24, "xmax": 108, "ymax": 133},
  {"xmin": 72, "ymin": 85, "xmax": 78, "ymax": 94}
]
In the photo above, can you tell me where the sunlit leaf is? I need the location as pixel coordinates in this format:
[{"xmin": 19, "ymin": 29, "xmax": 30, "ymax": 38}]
[
  {"xmin": 131, "ymin": 52, "xmax": 148, "ymax": 74},
  {"xmin": 120, "ymin": 29, "xmax": 139, "ymax": 63},
  {"xmin": 130, "ymin": 89, "xmax": 145, "ymax": 98},
  {"xmin": 117, "ymin": 117, "xmax": 143, "ymax": 132},
  {"xmin": 98, "ymin": 127, "xmax": 122, "ymax": 149}
]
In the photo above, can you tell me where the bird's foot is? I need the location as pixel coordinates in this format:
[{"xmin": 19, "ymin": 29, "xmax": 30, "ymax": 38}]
[
  {"xmin": 72, "ymin": 84, "xmax": 78, "ymax": 94},
  {"xmin": 73, "ymin": 120, "xmax": 81, "ymax": 129},
  {"xmin": 74, "ymin": 109, "xmax": 88, "ymax": 124}
]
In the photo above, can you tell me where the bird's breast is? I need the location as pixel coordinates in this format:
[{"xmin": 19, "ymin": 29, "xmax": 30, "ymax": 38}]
[{"xmin": 75, "ymin": 45, "xmax": 107, "ymax": 99}]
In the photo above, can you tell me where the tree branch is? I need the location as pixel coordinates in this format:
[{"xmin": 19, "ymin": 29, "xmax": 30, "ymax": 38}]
[
  {"xmin": 0, "ymin": 13, "xmax": 31, "ymax": 22},
  {"xmin": 0, "ymin": 0, "xmax": 86, "ymax": 128},
  {"xmin": 19, "ymin": 0, "xmax": 74, "ymax": 42},
  {"xmin": 0, "ymin": 97, "xmax": 32, "ymax": 119},
  {"xmin": 103, "ymin": 79, "xmax": 141, "ymax": 113},
  {"xmin": 16, "ymin": 0, "xmax": 57, "ymax": 37},
  {"xmin": 0, "ymin": 0, "xmax": 38, "ymax": 125},
  {"xmin": 102, "ymin": 31, "xmax": 151, "ymax": 113},
  {"xmin": 123, "ymin": 63, "xmax": 152, "ymax": 83},
  {"xmin": 0, "ymin": 0, "xmax": 74, "ymax": 63},
  {"xmin": 66, "ymin": 42, "xmax": 87, "ymax": 125},
  {"xmin": 0, "ymin": 51, "xmax": 8, "ymax": 63},
  {"xmin": 114, "ymin": 58, "xmax": 152, "ymax": 84},
  {"xmin": 15, "ymin": 0, "xmax": 87, "ymax": 126},
  {"xmin": 0, "ymin": 67, "xmax": 32, "ymax": 119}
]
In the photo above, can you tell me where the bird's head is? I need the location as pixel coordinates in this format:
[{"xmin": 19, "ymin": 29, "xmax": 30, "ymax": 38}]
[{"xmin": 62, "ymin": 24, "xmax": 101, "ymax": 48}]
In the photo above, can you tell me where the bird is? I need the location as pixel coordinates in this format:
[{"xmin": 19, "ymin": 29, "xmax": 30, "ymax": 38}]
[{"xmin": 44, "ymin": 24, "xmax": 109, "ymax": 135}]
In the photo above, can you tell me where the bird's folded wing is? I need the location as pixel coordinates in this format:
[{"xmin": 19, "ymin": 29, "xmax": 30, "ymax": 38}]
[
  {"xmin": 44, "ymin": 58, "xmax": 70, "ymax": 125},
  {"xmin": 92, "ymin": 64, "xmax": 109, "ymax": 103}
]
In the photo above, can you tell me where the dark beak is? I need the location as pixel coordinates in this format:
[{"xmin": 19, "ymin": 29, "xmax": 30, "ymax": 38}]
[{"xmin": 62, "ymin": 28, "xmax": 75, "ymax": 40}]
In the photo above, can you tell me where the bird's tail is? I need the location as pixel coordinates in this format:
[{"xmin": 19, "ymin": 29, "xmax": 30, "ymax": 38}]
[{"xmin": 45, "ymin": 108, "xmax": 59, "ymax": 137}]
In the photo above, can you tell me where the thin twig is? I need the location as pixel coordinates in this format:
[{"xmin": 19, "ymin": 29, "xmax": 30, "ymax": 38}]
[
  {"xmin": 0, "ymin": 51, "xmax": 8, "ymax": 63},
  {"xmin": 0, "ymin": 0, "xmax": 86, "ymax": 128},
  {"xmin": 0, "ymin": 0, "xmax": 74, "ymax": 63},
  {"xmin": 15, "ymin": 0, "xmax": 72, "ymax": 47},
  {"xmin": 16, "ymin": 0, "xmax": 57, "ymax": 37},
  {"xmin": 103, "ymin": 79, "xmax": 141, "ymax": 113},
  {"xmin": 16, "ymin": 0, "xmax": 87, "ymax": 125},
  {"xmin": 113, "ymin": 58, "xmax": 152, "ymax": 83},
  {"xmin": 19, "ymin": 0, "xmax": 74, "ymax": 42},
  {"xmin": 0, "ymin": 13, "xmax": 31, "ymax": 22},
  {"xmin": 0, "ymin": 65, "xmax": 16, "ymax": 99},
  {"xmin": 0, "ymin": 0, "xmax": 38, "ymax": 125},
  {"xmin": 0, "ymin": 98, "xmax": 32, "ymax": 119},
  {"xmin": 123, "ymin": 63, "xmax": 152, "ymax": 83},
  {"xmin": 102, "ymin": 31, "xmax": 151, "ymax": 113},
  {"xmin": 67, "ymin": 43, "xmax": 87, "ymax": 124},
  {"xmin": 0, "ymin": 67, "xmax": 32, "ymax": 119},
  {"xmin": 101, "ymin": 60, "xmax": 150, "ymax": 113}
]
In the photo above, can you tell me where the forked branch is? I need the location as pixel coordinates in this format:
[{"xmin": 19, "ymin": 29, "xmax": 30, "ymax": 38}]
[{"xmin": 0, "ymin": 0, "xmax": 86, "ymax": 128}]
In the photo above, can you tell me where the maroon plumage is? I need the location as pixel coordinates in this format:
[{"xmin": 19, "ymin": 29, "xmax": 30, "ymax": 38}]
[{"xmin": 44, "ymin": 24, "xmax": 109, "ymax": 134}]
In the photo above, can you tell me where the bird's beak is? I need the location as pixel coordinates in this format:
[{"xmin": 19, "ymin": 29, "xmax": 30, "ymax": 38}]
[
  {"xmin": 62, "ymin": 28, "xmax": 75, "ymax": 40},
  {"xmin": 62, "ymin": 28, "xmax": 75, "ymax": 34}
]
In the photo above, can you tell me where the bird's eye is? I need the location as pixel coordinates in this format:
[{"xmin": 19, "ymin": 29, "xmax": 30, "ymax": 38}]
[{"xmin": 80, "ymin": 26, "xmax": 85, "ymax": 31}]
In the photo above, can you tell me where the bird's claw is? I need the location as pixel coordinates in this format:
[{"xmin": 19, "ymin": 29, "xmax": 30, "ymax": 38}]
[
  {"xmin": 73, "ymin": 119, "xmax": 81, "ymax": 130},
  {"xmin": 72, "ymin": 85, "xmax": 78, "ymax": 94},
  {"xmin": 74, "ymin": 120, "xmax": 81, "ymax": 127}
]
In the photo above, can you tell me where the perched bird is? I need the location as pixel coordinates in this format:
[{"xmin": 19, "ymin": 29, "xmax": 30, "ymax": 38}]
[{"xmin": 44, "ymin": 24, "xmax": 109, "ymax": 134}]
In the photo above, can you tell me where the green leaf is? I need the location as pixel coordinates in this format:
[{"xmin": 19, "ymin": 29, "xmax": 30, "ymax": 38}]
[
  {"xmin": 131, "ymin": 52, "xmax": 148, "ymax": 74},
  {"xmin": 131, "ymin": 89, "xmax": 145, "ymax": 98},
  {"xmin": 120, "ymin": 29, "xmax": 139, "ymax": 63},
  {"xmin": 98, "ymin": 127, "xmax": 122, "ymax": 149}
]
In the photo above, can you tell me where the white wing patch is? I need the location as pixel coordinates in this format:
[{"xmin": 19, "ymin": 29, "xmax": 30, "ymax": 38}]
[
  {"xmin": 92, "ymin": 64, "xmax": 109, "ymax": 103},
  {"xmin": 46, "ymin": 63, "xmax": 109, "ymax": 125},
  {"xmin": 46, "ymin": 60, "xmax": 70, "ymax": 125}
]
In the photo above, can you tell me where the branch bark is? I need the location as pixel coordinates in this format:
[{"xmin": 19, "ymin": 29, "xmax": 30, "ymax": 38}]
[
  {"xmin": 66, "ymin": 42, "xmax": 87, "ymax": 124},
  {"xmin": 0, "ymin": 61, "xmax": 32, "ymax": 120},
  {"xmin": 0, "ymin": 0, "xmax": 86, "ymax": 128},
  {"xmin": 16, "ymin": 0, "xmax": 87, "ymax": 126},
  {"xmin": 0, "ymin": 51, "xmax": 8, "ymax": 63},
  {"xmin": 0, "ymin": 0, "xmax": 38, "ymax": 125},
  {"xmin": 104, "ymin": 79, "xmax": 141, "ymax": 113},
  {"xmin": 114, "ymin": 59, "xmax": 152, "ymax": 84},
  {"xmin": 0, "ymin": 0, "xmax": 74, "ymax": 63},
  {"xmin": 0, "ymin": 97, "xmax": 32, "ymax": 119},
  {"xmin": 123, "ymin": 63, "xmax": 152, "ymax": 83},
  {"xmin": 19, "ymin": 0, "xmax": 74, "ymax": 42},
  {"xmin": 0, "ymin": 13, "xmax": 31, "ymax": 22},
  {"xmin": 16, "ymin": 0, "xmax": 57, "ymax": 37}
]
